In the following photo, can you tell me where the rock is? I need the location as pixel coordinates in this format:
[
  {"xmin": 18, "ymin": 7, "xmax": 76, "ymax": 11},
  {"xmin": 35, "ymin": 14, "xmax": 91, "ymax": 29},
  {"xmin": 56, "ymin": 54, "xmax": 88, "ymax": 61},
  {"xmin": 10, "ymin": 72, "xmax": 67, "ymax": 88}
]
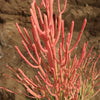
[{"xmin": 0, "ymin": 47, "xmax": 3, "ymax": 59}]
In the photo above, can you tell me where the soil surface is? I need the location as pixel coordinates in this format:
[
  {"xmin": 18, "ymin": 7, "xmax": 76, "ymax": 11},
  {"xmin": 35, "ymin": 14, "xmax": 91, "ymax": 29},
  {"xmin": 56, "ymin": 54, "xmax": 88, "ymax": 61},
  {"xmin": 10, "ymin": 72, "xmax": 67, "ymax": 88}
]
[{"xmin": 0, "ymin": 0, "xmax": 100, "ymax": 100}]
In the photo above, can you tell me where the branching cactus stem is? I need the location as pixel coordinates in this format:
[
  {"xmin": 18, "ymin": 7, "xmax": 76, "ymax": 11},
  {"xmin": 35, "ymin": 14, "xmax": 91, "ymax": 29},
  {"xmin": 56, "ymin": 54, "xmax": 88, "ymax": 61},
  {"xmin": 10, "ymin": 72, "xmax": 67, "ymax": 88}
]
[{"xmin": 0, "ymin": 0, "xmax": 100, "ymax": 100}]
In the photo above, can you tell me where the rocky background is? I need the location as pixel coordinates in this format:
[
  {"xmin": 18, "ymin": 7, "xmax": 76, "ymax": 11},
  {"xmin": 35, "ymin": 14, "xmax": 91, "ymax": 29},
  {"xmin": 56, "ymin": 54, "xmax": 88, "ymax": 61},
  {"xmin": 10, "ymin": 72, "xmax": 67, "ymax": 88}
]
[{"xmin": 0, "ymin": 0, "xmax": 100, "ymax": 100}]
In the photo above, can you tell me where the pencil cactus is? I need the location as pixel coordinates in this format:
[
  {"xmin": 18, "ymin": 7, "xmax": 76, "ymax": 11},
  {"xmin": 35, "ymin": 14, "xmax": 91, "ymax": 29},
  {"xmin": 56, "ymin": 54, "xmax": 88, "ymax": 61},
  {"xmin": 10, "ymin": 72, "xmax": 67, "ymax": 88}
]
[{"xmin": 0, "ymin": 0, "xmax": 100, "ymax": 100}]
